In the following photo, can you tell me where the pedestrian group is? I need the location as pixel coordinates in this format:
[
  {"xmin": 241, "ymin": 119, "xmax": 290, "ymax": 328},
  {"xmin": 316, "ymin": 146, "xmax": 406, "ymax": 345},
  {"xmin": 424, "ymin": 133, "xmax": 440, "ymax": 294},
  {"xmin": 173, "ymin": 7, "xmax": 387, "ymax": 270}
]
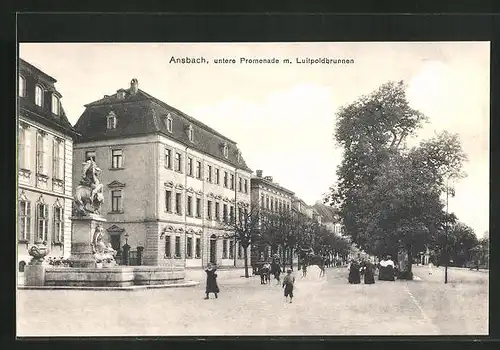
[{"xmin": 348, "ymin": 255, "xmax": 396, "ymax": 284}]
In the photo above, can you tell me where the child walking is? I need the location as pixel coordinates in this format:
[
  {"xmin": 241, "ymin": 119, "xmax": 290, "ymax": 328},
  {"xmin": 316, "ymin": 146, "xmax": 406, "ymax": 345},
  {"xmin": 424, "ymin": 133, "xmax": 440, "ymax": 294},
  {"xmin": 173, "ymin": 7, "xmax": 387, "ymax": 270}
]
[{"xmin": 282, "ymin": 269, "xmax": 295, "ymax": 303}]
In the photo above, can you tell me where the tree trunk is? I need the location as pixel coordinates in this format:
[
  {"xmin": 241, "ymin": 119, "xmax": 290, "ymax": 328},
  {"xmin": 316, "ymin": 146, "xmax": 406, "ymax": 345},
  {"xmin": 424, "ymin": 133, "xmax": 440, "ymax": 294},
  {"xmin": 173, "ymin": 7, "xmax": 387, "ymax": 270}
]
[
  {"xmin": 289, "ymin": 247, "xmax": 294, "ymax": 270},
  {"xmin": 407, "ymin": 244, "xmax": 413, "ymax": 277},
  {"xmin": 398, "ymin": 244, "xmax": 413, "ymax": 280},
  {"xmin": 281, "ymin": 244, "xmax": 286, "ymax": 272},
  {"xmin": 243, "ymin": 245, "xmax": 249, "ymax": 278}
]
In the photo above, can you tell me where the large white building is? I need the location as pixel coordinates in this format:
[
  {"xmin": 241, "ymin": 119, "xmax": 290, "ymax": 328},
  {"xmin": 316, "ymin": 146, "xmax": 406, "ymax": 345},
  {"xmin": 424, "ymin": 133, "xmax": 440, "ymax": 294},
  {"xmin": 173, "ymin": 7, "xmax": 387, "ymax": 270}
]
[
  {"xmin": 72, "ymin": 78, "xmax": 252, "ymax": 268},
  {"xmin": 17, "ymin": 58, "xmax": 79, "ymax": 270}
]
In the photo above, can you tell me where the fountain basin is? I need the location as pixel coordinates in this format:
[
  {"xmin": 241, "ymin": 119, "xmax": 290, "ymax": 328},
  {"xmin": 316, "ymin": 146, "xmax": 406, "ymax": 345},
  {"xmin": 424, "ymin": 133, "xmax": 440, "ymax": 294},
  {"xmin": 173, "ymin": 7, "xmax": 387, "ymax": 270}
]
[{"xmin": 27, "ymin": 266, "xmax": 187, "ymax": 288}]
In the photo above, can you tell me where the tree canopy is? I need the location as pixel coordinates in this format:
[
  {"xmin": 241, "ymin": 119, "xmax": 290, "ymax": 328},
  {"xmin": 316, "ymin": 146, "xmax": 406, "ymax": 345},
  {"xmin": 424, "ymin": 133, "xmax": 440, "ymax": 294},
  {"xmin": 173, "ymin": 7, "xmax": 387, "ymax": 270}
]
[{"xmin": 328, "ymin": 80, "xmax": 468, "ymax": 277}]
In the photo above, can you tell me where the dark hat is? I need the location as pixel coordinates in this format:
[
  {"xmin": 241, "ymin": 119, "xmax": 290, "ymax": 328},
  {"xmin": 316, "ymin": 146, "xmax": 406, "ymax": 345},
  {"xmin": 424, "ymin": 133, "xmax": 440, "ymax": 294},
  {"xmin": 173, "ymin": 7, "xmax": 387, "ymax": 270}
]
[{"xmin": 287, "ymin": 269, "xmax": 292, "ymax": 273}]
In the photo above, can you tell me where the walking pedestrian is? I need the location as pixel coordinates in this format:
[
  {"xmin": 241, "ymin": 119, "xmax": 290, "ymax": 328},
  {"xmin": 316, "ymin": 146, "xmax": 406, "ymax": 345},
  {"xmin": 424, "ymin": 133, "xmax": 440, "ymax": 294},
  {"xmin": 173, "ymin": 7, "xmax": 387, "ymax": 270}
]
[
  {"xmin": 348, "ymin": 259, "xmax": 361, "ymax": 284},
  {"xmin": 204, "ymin": 263, "xmax": 219, "ymax": 299},
  {"xmin": 364, "ymin": 258, "xmax": 375, "ymax": 284},
  {"xmin": 283, "ymin": 269, "xmax": 295, "ymax": 303},
  {"xmin": 302, "ymin": 263, "xmax": 307, "ymax": 278},
  {"xmin": 378, "ymin": 255, "xmax": 396, "ymax": 281}
]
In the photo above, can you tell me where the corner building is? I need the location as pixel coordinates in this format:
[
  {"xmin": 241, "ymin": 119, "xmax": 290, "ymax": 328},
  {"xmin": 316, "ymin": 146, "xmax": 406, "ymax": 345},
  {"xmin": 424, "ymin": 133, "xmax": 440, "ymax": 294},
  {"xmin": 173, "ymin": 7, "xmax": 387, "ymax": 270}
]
[
  {"xmin": 17, "ymin": 59, "xmax": 79, "ymax": 269},
  {"xmin": 73, "ymin": 79, "xmax": 252, "ymax": 269}
]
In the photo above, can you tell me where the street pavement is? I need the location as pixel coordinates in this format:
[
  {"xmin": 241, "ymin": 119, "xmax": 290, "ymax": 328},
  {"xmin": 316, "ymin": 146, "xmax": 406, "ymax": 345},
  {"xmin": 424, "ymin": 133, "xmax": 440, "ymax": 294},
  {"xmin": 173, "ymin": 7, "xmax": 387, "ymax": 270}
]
[{"xmin": 16, "ymin": 265, "xmax": 488, "ymax": 336}]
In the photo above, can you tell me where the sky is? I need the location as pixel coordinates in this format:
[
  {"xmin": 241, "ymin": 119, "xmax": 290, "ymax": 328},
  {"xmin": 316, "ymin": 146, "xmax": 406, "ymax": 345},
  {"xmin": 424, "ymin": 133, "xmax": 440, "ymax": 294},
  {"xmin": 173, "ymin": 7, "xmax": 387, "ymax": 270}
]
[{"xmin": 19, "ymin": 42, "xmax": 490, "ymax": 238}]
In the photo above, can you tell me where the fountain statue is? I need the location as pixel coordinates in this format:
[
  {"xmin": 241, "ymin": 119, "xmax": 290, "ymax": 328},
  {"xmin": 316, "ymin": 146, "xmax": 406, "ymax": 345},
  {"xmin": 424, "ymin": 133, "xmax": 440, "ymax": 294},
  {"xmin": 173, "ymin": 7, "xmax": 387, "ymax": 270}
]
[
  {"xmin": 66, "ymin": 159, "xmax": 108, "ymax": 268},
  {"xmin": 91, "ymin": 225, "xmax": 117, "ymax": 266},
  {"xmin": 74, "ymin": 158, "xmax": 104, "ymax": 215}
]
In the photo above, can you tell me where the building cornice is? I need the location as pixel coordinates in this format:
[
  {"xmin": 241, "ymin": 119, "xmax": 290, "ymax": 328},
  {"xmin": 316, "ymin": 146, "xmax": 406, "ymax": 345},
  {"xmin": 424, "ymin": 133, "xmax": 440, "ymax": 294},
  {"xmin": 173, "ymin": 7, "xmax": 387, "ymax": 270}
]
[
  {"xmin": 76, "ymin": 132, "xmax": 253, "ymax": 174},
  {"xmin": 18, "ymin": 183, "xmax": 73, "ymax": 200},
  {"xmin": 251, "ymin": 178, "xmax": 295, "ymax": 196}
]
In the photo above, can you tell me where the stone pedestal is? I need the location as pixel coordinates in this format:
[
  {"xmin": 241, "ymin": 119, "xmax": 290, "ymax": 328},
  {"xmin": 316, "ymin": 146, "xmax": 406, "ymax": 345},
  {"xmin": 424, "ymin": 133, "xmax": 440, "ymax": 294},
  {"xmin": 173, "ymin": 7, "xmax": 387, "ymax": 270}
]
[
  {"xmin": 68, "ymin": 214, "xmax": 107, "ymax": 268},
  {"xmin": 24, "ymin": 264, "xmax": 45, "ymax": 286}
]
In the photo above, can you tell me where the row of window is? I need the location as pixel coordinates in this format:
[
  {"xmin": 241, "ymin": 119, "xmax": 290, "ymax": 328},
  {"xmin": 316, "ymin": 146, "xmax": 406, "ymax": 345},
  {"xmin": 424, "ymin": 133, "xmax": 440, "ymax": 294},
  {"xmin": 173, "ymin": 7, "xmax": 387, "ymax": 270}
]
[
  {"xmin": 83, "ymin": 147, "xmax": 248, "ymax": 189},
  {"xmin": 162, "ymin": 115, "xmax": 230, "ymax": 159},
  {"xmin": 103, "ymin": 110, "xmax": 232, "ymax": 160},
  {"xmin": 165, "ymin": 148, "xmax": 248, "ymax": 192},
  {"xmin": 164, "ymin": 236, "xmax": 244, "ymax": 259},
  {"xmin": 102, "ymin": 187, "xmax": 251, "ymax": 217},
  {"xmin": 18, "ymin": 126, "xmax": 65, "ymax": 180},
  {"xmin": 18, "ymin": 200, "xmax": 64, "ymax": 243},
  {"xmin": 164, "ymin": 235, "xmax": 194, "ymax": 259},
  {"xmin": 222, "ymin": 239, "xmax": 244, "ymax": 259},
  {"xmin": 165, "ymin": 190, "xmax": 248, "ymax": 221},
  {"xmin": 85, "ymin": 150, "xmax": 123, "ymax": 169},
  {"xmin": 19, "ymin": 75, "xmax": 60, "ymax": 115},
  {"xmin": 260, "ymin": 194, "xmax": 291, "ymax": 212}
]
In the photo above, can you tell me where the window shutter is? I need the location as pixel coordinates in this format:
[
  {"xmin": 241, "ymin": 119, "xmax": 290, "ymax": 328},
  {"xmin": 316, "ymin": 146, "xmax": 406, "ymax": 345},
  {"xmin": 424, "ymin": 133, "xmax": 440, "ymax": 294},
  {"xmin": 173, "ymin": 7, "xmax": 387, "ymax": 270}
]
[
  {"xmin": 44, "ymin": 205, "xmax": 49, "ymax": 241},
  {"xmin": 43, "ymin": 137, "xmax": 50, "ymax": 175},
  {"xmin": 58, "ymin": 141, "xmax": 65, "ymax": 179},
  {"xmin": 24, "ymin": 129, "xmax": 31, "ymax": 170},
  {"xmin": 26, "ymin": 202, "xmax": 31, "ymax": 241},
  {"xmin": 36, "ymin": 134, "xmax": 43, "ymax": 173},
  {"xmin": 52, "ymin": 139, "xmax": 58, "ymax": 178},
  {"xmin": 52, "ymin": 208, "xmax": 57, "ymax": 243},
  {"xmin": 18, "ymin": 201, "xmax": 25, "ymax": 240},
  {"xmin": 18, "ymin": 127, "xmax": 25, "ymax": 168}
]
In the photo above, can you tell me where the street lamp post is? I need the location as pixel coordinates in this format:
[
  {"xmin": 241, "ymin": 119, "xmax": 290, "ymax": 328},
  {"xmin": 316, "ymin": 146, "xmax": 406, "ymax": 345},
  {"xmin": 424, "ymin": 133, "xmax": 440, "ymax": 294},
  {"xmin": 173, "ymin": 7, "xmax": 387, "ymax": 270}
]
[
  {"xmin": 444, "ymin": 180, "xmax": 449, "ymax": 284},
  {"xmin": 444, "ymin": 178, "xmax": 454, "ymax": 284}
]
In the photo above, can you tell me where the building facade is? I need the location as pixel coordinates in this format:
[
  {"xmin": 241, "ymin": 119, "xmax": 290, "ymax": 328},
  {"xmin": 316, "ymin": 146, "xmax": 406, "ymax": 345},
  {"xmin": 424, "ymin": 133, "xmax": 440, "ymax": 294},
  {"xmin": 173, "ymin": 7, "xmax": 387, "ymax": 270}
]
[
  {"xmin": 17, "ymin": 59, "xmax": 79, "ymax": 270},
  {"xmin": 250, "ymin": 170, "xmax": 295, "ymax": 262},
  {"xmin": 72, "ymin": 79, "xmax": 252, "ymax": 268},
  {"xmin": 312, "ymin": 202, "xmax": 344, "ymax": 236}
]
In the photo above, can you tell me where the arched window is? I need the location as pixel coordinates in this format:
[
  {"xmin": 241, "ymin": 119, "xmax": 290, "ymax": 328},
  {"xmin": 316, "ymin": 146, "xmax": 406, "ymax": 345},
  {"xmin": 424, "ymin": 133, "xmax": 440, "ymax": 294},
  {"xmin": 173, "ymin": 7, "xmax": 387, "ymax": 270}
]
[
  {"xmin": 188, "ymin": 125, "xmax": 193, "ymax": 142},
  {"xmin": 19, "ymin": 75, "xmax": 26, "ymax": 97},
  {"xmin": 51, "ymin": 94, "xmax": 60, "ymax": 115},
  {"xmin": 36, "ymin": 196, "xmax": 48, "ymax": 243},
  {"xmin": 18, "ymin": 191, "xmax": 31, "ymax": 242},
  {"xmin": 35, "ymin": 85, "xmax": 43, "ymax": 106},
  {"xmin": 53, "ymin": 199, "xmax": 63, "ymax": 244}
]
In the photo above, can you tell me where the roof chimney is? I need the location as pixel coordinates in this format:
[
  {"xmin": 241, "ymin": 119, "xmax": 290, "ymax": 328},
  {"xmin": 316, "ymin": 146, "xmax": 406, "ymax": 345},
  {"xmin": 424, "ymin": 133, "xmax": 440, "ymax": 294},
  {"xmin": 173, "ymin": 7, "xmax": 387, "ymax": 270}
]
[
  {"xmin": 256, "ymin": 170, "xmax": 263, "ymax": 178},
  {"xmin": 130, "ymin": 78, "xmax": 138, "ymax": 95}
]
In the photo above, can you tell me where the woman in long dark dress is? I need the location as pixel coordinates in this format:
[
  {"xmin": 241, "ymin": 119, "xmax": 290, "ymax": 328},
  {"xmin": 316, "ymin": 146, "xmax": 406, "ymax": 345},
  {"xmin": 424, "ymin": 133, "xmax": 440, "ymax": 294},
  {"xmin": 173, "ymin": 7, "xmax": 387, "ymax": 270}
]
[
  {"xmin": 364, "ymin": 259, "xmax": 375, "ymax": 284},
  {"xmin": 348, "ymin": 259, "xmax": 361, "ymax": 284},
  {"xmin": 204, "ymin": 263, "xmax": 219, "ymax": 299},
  {"xmin": 378, "ymin": 255, "xmax": 395, "ymax": 281}
]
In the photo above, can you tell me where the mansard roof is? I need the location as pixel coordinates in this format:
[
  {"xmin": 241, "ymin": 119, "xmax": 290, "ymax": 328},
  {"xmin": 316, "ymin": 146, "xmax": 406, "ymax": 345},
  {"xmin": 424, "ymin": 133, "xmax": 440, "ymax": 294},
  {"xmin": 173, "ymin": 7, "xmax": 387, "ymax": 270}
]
[
  {"xmin": 250, "ymin": 176, "xmax": 295, "ymax": 196},
  {"xmin": 312, "ymin": 202, "xmax": 340, "ymax": 223},
  {"xmin": 18, "ymin": 58, "xmax": 79, "ymax": 137},
  {"xmin": 75, "ymin": 86, "xmax": 251, "ymax": 172}
]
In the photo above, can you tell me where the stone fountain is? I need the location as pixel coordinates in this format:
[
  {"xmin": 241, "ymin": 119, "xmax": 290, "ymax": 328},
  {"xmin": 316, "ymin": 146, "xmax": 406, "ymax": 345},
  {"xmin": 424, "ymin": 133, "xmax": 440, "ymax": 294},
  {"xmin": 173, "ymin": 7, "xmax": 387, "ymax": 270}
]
[{"xmin": 23, "ymin": 159, "xmax": 196, "ymax": 289}]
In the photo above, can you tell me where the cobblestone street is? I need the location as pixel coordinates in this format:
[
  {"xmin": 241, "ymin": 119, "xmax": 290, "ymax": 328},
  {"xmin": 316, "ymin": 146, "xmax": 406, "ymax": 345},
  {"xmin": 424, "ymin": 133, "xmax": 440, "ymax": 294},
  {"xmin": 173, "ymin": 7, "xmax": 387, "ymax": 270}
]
[{"xmin": 16, "ymin": 266, "xmax": 488, "ymax": 336}]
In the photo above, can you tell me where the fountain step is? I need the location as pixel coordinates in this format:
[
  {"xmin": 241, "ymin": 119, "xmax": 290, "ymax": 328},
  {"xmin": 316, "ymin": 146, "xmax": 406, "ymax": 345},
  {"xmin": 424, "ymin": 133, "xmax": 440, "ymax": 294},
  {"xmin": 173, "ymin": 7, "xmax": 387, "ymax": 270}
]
[{"xmin": 18, "ymin": 280, "xmax": 199, "ymax": 291}]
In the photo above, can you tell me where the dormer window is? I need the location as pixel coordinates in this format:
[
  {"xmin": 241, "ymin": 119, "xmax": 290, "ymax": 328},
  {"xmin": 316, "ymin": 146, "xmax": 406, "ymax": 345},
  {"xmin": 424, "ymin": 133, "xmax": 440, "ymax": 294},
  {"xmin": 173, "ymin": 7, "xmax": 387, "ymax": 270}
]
[
  {"xmin": 19, "ymin": 75, "xmax": 26, "ymax": 97},
  {"xmin": 165, "ymin": 114, "xmax": 173, "ymax": 133},
  {"xmin": 117, "ymin": 89, "xmax": 126, "ymax": 100},
  {"xmin": 107, "ymin": 111, "xmax": 117, "ymax": 130},
  {"xmin": 35, "ymin": 85, "xmax": 43, "ymax": 107},
  {"xmin": 187, "ymin": 125, "xmax": 193, "ymax": 142},
  {"xmin": 223, "ymin": 143, "xmax": 228, "ymax": 158},
  {"xmin": 51, "ymin": 94, "xmax": 60, "ymax": 115}
]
